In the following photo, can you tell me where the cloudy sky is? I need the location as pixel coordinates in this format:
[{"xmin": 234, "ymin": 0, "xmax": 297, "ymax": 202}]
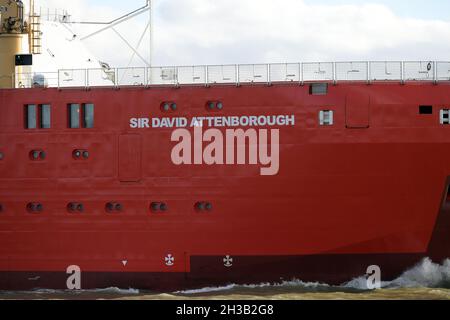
[{"xmin": 35, "ymin": 0, "xmax": 450, "ymax": 67}]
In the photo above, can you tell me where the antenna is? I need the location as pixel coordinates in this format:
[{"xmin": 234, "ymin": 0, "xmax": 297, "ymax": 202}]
[
  {"xmin": 149, "ymin": 0, "xmax": 153, "ymax": 68},
  {"xmin": 60, "ymin": 0, "xmax": 153, "ymax": 67}
]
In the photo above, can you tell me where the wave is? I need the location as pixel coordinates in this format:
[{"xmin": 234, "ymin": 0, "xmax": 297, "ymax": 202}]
[
  {"xmin": 1, "ymin": 258, "xmax": 448, "ymax": 297},
  {"xmin": 74, "ymin": 287, "xmax": 140, "ymax": 295},
  {"xmin": 177, "ymin": 280, "xmax": 332, "ymax": 295},
  {"xmin": 178, "ymin": 258, "xmax": 450, "ymax": 295},
  {"xmin": 0, "ymin": 287, "xmax": 140, "ymax": 297},
  {"xmin": 344, "ymin": 258, "xmax": 450, "ymax": 290}
]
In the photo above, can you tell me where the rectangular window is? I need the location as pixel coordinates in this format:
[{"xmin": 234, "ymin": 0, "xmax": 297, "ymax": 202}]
[
  {"xmin": 310, "ymin": 83, "xmax": 328, "ymax": 95},
  {"xmin": 83, "ymin": 103, "xmax": 94, "ymax": 128},
  {"xmin": 419, "ymin": 105, "xmax": 433, "ymax": 115},
  {"xmin": 440, "ymin": 109, "xmax": 450, "ymax": 125},
  {"xmin": 40, "ymin": 104, "xmax": 51, "ymax": 129},
  {"xmin": 69, "ymin": 104, "xmax": 80, "ymax": 128},
  {"xmin": 26, "ymin": 104, "xmax": 37, "ymax": 129},
  {"xmin": 319, "ymin": 110, "xmax": 334, "ymax": 126}
]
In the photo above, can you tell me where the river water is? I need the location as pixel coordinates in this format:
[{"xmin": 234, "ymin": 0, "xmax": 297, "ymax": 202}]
[{"xmin": 1, "ymin": 258, "xmax": 449, "ymax": 300}]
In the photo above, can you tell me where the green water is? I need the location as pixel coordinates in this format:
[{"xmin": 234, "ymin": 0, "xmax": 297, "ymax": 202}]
[{"xmin": 1, "ymin": 257, "xmax": 449, "ymax": 300}]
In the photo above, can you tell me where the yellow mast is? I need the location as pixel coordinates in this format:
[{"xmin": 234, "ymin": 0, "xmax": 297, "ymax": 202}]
[{"xmin": 0, "ymin": 0, "xmax": 29, "ymax": 88}]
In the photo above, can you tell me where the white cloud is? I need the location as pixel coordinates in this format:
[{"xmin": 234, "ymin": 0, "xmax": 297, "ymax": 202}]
[{"xmin": 35, "ymin": 0, "xmax": 450, "ymax": 67}]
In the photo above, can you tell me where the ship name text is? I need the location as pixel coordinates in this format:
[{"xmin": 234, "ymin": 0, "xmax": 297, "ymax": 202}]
[
  {"xmin": 130, "ymin": 115, "xmax": 295, "ymax": 176},
  {"xmin": 130, "ymin": 115, "xmax": 295, "ymax": 129}
]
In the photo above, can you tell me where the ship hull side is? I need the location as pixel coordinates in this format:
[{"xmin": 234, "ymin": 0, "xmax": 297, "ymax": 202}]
[{"xmin": 1, "ymin": 83, "xmax": 450, "ymax": 290}]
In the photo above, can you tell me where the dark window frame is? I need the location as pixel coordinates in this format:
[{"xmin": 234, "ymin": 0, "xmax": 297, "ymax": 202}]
[
  {"xmin": 68, "ymin": 103, "xmax": 81, "ymax": 128},
  {"xmin": 25, "ymin": 104, "xmax": 37, "ymax": 129},
  {"xmin": 83, "ymin": 103, "xmax": 95, "ymax": 128},
  {"xmin": 309, "ymin": 83, "xmax": 328, "ymax": 95},
  {"xmin": 419, "ymin": 105, "xmax": 433, "ymax": 115},
  {"xmin": 68, "ymin": 103, "xmax": 95, "ymax": 129},
  {"xmin": 25, "ymin": 104, "xmax": 51, "ymax": 130},
  {"xmin": 39, "ymin": 104, "xmax": 51, "ymax": 129}
]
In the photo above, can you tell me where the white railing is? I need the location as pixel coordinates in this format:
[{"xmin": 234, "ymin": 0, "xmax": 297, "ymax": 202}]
[
  {"xmin": 15, "ymin": 72, "xmax": 59, "ymax": 88},
  {"xmin": 14, "ymin": 61, "xmax": 450, "ymax": 89}
]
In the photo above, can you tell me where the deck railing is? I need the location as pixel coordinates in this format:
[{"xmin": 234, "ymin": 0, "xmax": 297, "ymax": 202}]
[{"xmin": 14, "ymin": 61, "xmax": 450, "ymax": 89}]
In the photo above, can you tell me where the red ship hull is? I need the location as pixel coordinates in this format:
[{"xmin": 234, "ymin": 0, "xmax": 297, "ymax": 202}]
[{"xmin": 1, "ymin": 82, "xmax": 450, "ymax": 290}]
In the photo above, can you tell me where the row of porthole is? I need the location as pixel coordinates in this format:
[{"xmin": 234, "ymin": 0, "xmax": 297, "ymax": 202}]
[
  {"xmin": 30, "ymin": 150, "xmax": 46, "ymax": 160},
  {"xmin": 0, "ymin": 202, "xmax": 213, "ymax": 213},
  {"xmin": 161, "ymin": 101, "xmax": 224, "ymax": 112},
  {"xmin": 73, "ymin": 150, "xmax": 89, "ymax": 160},
  {"xmin": 23, "ymin": 150, "xmax": 90, "ymax": 161}
]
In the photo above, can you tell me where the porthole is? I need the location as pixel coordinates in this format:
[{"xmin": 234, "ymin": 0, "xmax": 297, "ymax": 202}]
[
  {"xmin": 106, "ymin": 202, "xmax": 122, "ymax": 212},
  {"xmin": 195, "ymin": 201, "xmax": 213, "ymax": 212},
  {"xmin": 195, "ymin": 202, "xmax": 205, "ymax": 211},
  {"xmin": 73, "ymin": 150, "xmax": 81, "ymax": 159},
  {"xmin": 150, "ymin": 202, "xmax": 168, "ymax": 212},
  {"xmin": 161, "ymin": 102, "xmax": 177, "ymax": 112},
  {"xmin": 0, "ymin": 152, "xmax": 4, "ymax": 160},
  {"xmin": 106, "ymin": 202, "xmax": 115, "ymax": 212},
  {"xmin": 0, "ymin": 204, "xmax": 3, "ymax": 212},
  {"xmin": 27, "ymin": 202, "xmax": 43, "ymax": 213},
  {"xmin": 73, "ymin": 149, "xmax": 89, "ymax": 160},
  {"xmin": 68, "ymin": 203, "xmax": 84, "ymax": 213},
  {"xmin": 29, "ymin": 150, "xmax": 45, "ymax": 161},
  {"xmin": 150, "ymin": 202, "xmax": 160, "ymax": 212},
  {"xmin": 206, "ymin": 101, "xmax": 223, "ymax": 111}
]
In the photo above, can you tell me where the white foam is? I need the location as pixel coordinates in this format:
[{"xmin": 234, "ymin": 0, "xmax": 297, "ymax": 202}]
[
  {"xmin": 83, "ymin": 287, "xmax": 140, "ymax": 295},
  {"xmin": 178, "ymin": 258, "xmax": 450, "ymax": 294},
  {"xmin": 27, "ymin": 287, "xmax": 140, "ymax": 295},
  {"xmin": 2, "ymin": 258, "xmax": 448, "ymax": 296},
  {"xmin": 343, "ymin": 258, "xmax": 450, "ymax": 290},
  {"xmin": 176, "ymin": 279, "xmax": 330, "ymax": 295},
  {"xmin": 177, "ymin": 284, "xmax": 237, "ymax": 295},
  {"xmin": 388, "ymin": 258, "xmax": 450, "ymax": 288}
]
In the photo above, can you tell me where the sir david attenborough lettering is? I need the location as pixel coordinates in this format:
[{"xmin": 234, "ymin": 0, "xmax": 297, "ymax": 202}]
[{"xmin": 129, "ymin": 115, "xmax": 296, "ymax": 176}]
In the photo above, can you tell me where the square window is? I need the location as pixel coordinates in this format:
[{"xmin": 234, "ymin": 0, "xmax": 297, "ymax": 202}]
[
  {"xmin": 319, "ymin": 110, "xmax": 334, "ymax": 126},
  {"xmin": 440, "ymin": 110, "xmax": 450, "ymax": 125}
]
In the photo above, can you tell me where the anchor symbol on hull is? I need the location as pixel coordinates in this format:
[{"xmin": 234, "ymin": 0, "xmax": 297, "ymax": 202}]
[
  {"xmin": 223, "ymin": 255, "xmax": 233, "ymax": 267},
  {"xmin": 165, "ymin": 254, "xmax": 175, "ymax": 266}
]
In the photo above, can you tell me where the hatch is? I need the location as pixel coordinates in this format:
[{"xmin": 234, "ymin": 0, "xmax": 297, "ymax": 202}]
[
  {"xmin": 345, "ymin": 92, "xmax": 370, "ymax": 128},
  {"xmin": 118, "ymin": 134, "xmax": 142, "ymax": 182}
]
